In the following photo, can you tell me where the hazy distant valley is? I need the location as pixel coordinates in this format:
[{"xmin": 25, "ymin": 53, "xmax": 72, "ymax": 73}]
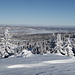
[
  {"xmin": 0, "ymin": 26, "xmax": 75, "ymax": 35},
  {"xmin": 0, "ymin": 26, "xmax": 75, "ymax": 41}
]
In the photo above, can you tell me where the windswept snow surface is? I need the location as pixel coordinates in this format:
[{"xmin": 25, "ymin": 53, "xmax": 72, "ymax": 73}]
[{"xmin": 0, "ymin": 54, "xmax": 75, "ymax": 75}]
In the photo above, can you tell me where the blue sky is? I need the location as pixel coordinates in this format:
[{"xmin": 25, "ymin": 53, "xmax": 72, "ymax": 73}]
[{"xmin": 0, "ymin": 0, "xmax": 75, "ymax": 27}]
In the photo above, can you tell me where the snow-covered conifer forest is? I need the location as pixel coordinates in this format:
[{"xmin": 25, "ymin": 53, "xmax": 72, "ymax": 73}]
[{"xmin": 0, "ymin": 26, "xmax": 75, "ymax": 75}]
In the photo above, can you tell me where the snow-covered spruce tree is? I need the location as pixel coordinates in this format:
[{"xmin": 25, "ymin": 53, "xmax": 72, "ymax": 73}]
[
  {"xmin": 50, "ymin": 33, "xmax": 57, "ymax": 53},
  {"xmin": 40, "ymin": 42, "xmax": 44, "ymax": 54},
  {"xmin": 63, "ymin": 38, "xmax": 74, "ymax": 56},
  {"xmin": 0, "ymin": 27, "xmax": 16, "ymax": 58},
  {"xmin": 43, "ymin": 40, "xmax": 47, "ymax": 54},
  {"xmin": 55, "ymin": 34, "xmax": 63, "ymax": 54},
  {"xmin": 4, "ymin": 27, "xmax": 11, "ymax": 52},
  {"xmin": 31, "ymin": 42, "xmax": 40, "ymax": 54}
]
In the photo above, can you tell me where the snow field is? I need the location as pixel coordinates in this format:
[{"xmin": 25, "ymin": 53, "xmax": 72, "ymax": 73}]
[{"xmin": 0, "ymin": 54, "xmax": 75, "ymax": 75}]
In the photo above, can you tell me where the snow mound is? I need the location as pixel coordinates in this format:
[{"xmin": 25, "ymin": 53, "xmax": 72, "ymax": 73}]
[{"xmin": 20, "ymin": 49, "xmax": 33, "ymax": 57}]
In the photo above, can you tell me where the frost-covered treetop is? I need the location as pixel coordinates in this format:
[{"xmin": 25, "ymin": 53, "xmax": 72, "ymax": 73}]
[{"xmin": 57, "ymin": 34, "xmax": 61, "ymax": 42}]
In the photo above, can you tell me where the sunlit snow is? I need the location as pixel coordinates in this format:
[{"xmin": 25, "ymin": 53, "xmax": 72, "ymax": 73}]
[
  {"xmin": 7, "ymin": 57, "xmax": 75, "ymax": 69},
  {"xmin": 0, "ymin": 54, "xmax": 75, "ymax": 75}
]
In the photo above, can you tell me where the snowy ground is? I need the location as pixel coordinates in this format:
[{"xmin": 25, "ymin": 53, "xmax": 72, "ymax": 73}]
[{"xmin": 0, "ymin": 54, "xmax": 75, "ymax": 75}]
